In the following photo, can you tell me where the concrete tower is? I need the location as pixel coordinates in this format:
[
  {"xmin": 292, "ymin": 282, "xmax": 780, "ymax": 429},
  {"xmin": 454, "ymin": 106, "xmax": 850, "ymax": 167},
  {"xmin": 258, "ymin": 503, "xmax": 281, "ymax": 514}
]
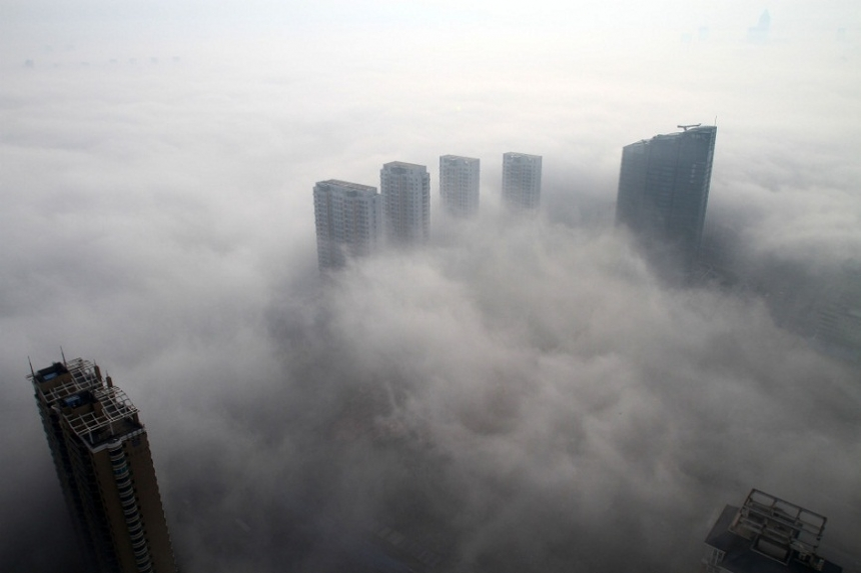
[
  {"xmin": 439, "ymin": 155, "xmax": 480, "ymax": 218},
  {"xmin": 313, "ymin": 179, "xmax": 383, "ymax": 271},
  {"xmin": 381, "ymin": 161, "xmax": 430, "ymax": 246},
  {"xmin": 502, "ymin": 152, "xmax": 542, "ymax": 210}
]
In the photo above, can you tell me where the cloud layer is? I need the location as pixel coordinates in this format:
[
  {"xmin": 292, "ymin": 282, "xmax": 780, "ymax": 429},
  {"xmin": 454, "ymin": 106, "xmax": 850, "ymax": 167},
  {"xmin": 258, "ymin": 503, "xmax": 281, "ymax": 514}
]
[{"xmin": 2, "ymin": 3, "xmax": 860, "ymax": 571}]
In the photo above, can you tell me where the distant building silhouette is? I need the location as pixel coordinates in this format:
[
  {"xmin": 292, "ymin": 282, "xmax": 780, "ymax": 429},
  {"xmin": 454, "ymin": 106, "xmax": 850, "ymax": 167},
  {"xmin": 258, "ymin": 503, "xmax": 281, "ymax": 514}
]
[
  {"xmin": 502, "ymin": 152, "xmax": 542, "ymax": 210},
  {"xmin": 814, "ymin": 262, "xmax": 861, "ymax": 362},
  {"xmin": 703, "ymin": 489, "xmax": 842, "ymax": 573},
  {"xmin": 381, "ymin": 161, "xmax": 430, "ymax": 246},
  {"xmin": 30, "ymin": 357, "xmax": 176, "ymax": 573},
  {"xmin": 313, "ymin": 179, "xmax": 383, "ymax": 270},
  {"xmin": 439, "ymin": 155, "xmax": 480, "ymax": 218},
  {"xmin": 748, "ymin": 10, "xmax": 771, "ymax": 44},
  {"xmin": 615, "ymin": 124, "xmax": 717, "ymax": 278}
]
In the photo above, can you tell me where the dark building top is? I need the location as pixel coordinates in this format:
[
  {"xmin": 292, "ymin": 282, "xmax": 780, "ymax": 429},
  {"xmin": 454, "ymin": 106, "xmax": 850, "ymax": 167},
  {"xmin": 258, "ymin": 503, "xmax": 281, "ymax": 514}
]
[{"xmin": 704, "ymin": 490, "xmax": 842, "ymax": 573}]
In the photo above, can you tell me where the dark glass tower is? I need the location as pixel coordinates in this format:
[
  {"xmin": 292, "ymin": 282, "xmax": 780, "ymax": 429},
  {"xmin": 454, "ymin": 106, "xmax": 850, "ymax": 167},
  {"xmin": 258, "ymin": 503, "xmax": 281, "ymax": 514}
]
[
  {"xmin": 615, "ymin": 125, "xmax": 717, "ymax": 277},
  {"xmin": 30, "ymin": 357, "xmax": 176, "ymax": 573}
]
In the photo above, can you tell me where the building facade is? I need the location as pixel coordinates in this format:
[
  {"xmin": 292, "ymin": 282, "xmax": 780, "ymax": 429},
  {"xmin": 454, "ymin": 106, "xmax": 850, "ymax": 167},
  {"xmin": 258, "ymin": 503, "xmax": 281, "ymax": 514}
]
[
  {"xmin": 615, "ymin": 124, "xmax": 717, "ymax": 276},
  {"xmin": 502, "ymin": 152, "xmax": 542, "ymax": 210},
  {"xmin": 439, "ymin": 155, "xmax": 480, "ymax": 218},
  {"xmin": 313, "ymin": 179, "xmax": 383, "ymax": 270},
  {"xmin": 30, "ymin": 357, "xmax": 176, "ymax": 573},
  {"xmin": 381, "ymin": 161, "xmax": 430, "ymax": 246}
]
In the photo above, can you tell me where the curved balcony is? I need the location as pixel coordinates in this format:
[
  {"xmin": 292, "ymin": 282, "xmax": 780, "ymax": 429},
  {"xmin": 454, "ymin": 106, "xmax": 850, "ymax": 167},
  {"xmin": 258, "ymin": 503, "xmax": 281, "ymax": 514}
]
[
  {"xmin": 123, "ymin": 505, "xmax": 140, "ymax": 519},
  {"xmin": 125, "ymin": 514, "xmax": 142, "ymax": 530}
]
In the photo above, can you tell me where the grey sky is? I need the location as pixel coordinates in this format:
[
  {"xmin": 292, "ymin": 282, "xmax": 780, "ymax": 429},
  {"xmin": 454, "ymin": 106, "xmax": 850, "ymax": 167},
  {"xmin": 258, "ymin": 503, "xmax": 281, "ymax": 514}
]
[{"xmin": 1, "ymin": 1, "xmax": 860, "ymax": 571}]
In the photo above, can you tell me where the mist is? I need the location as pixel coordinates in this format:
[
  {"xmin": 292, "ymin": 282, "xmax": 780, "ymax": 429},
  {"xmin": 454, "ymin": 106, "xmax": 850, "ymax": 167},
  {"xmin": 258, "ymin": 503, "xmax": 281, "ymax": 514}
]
[{"xmin": 2, "ymin": 1, "xmax": 860, "ymax": 571}]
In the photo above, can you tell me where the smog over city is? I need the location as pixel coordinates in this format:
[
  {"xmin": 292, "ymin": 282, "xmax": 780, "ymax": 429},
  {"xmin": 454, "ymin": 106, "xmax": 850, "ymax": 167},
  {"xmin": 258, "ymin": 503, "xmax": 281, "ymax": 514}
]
[{"xmin": 1, "ymin": 1, "xmax": 860, "ymax": 572}]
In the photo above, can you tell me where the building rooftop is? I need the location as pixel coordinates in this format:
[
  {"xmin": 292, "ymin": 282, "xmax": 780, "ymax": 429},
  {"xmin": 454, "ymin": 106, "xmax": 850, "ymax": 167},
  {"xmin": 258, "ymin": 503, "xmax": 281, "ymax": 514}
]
[
  {"xmin": 32, "ymin": 358, "xmax": 102, "ymax": 404},
  {"xmin": 440, "ymin": 155, "xmax": 479, "ymax": 163},
  {"xmin": 705, "ymin": 490, "xmax": 843, "ymax": 573},
  {"xmin": 382, "ymin": 161, "xmax": 427, "ymax": 170},
  {"xmin": 317, "ymin": 180, "xmax": 378, "ymax": 194},
  {"xmin": 503, "ymin": 152, "xmax": 541, "ymax": 160},
  {"xmin": 62, "ymin": 386, "xmax": 143, "ymax": 451}
]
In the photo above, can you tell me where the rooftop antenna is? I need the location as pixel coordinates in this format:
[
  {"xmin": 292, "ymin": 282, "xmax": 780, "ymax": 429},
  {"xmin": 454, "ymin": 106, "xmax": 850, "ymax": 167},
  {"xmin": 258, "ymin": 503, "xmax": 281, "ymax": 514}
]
[
  {"xmin": 60, "ymin": 346, "xmax": 67, "ymax": 365},
  {"xmin": 714, "ymin": 115, "xmax": 718, "ymax": 126},
  {"xmin": 28, "ymin": 356, "xmax": 35, "ymax": 378},
  {"xmin": 677, "ymin": 123, "xmax": 702, "ymax": 131}
]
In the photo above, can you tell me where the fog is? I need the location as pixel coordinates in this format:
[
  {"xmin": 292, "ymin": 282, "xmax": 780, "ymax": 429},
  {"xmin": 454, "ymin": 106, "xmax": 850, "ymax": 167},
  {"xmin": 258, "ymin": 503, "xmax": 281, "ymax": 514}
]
[{"xmin": 2, "ymin": 1, "xmax": 860, "ymax": 572}]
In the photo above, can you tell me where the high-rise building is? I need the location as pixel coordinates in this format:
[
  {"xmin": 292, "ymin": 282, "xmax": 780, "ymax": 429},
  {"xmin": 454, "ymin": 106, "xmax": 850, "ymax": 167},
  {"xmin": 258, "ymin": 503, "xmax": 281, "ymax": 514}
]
[
  {"xmin": 615, "ymin": 124, "xmax": 717, "ymax": 275},
  {"xmin": 502, "ymin": 152, "xmax": 542, "ymax": 210},
  {"xmin": 30, "ymin": 357, "xmax": 176, "ymax": 573},
  {"xmin": 703, "ymin": 489, "xmax": 842, "ymax": 573},
  {"xmin": 313, "ymin": 179, "xmax": 383, "ymax": 270},
  {"xmin": 439, "ymin": 155, "xmax": 480, "ymax": 218},
  {"xmin": 381, "ymin": 161, "xmax": 430, "ymax": 246}
]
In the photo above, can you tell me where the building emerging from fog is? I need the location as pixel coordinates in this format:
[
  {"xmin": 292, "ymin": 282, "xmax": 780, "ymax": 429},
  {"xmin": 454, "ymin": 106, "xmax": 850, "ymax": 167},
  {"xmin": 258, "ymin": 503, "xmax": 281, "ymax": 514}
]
[
  {"xmin": 703, "ymin": 489, "xmax": 842, "ymax": 573},
  {"xmin": 30, "ymin": 357, "xmax": 176, "ymax": 573},
  {"xmin": 615, "ymin": 124, "xmax": 717, "ymax": 277},
  {"xmin": 502, "ymin": 152, "xmax": 542, "ymax": 210},
  {"xmin": 313, "ymin": 179, "xmax": 383, "ymax": 271},
  {"xmin": 814, "ymin": 262, "xmax": 861, "ymax": 362},
  {"xmin": 381, "ymin": 161, "xmax": 430, "ymax": 246},
  {"xmin": 439, "ymin": 155, "xmax": 480, "ymax": 218}
]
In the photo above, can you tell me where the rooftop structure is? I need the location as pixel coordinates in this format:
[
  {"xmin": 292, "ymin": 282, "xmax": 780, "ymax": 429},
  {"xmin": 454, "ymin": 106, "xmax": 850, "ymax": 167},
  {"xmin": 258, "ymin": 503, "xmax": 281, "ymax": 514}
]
[
  {"xmin": 704, "ymin": 489, "xmax": 842, "ymax": 573},
  {"xmin": 31, "ymin": 357, "xmax": 176, "ymax": 573}
]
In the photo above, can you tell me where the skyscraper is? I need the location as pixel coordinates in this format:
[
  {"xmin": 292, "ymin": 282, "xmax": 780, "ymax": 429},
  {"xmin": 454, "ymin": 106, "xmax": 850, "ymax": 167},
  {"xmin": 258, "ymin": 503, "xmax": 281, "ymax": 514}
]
[
  {"xmin": 615, "ymin": 124, "xmax": 717, "ymax": 275},
  {"xmin": 381, "ymin": 161, "xmax": 430, "ymax": 246},
  {"xmin": 502, "ymin": 152, "xmax": 542, "ymax": 210},
  {"xmin": 30, "ymin": 357, "xmax": 176, "ymax": 573},
  {"xmin": 313, "ymin": 179, "xmax": 383, "ymax": 270},
  {"xmin": 439, "ymin": 155, "xmax": 480, "ymax": 218}
]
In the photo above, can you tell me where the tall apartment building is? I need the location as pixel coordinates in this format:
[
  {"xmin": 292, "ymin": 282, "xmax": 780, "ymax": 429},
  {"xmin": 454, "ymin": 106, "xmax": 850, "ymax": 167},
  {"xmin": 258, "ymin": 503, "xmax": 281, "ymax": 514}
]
[
  {"xmin": 615, "ymin": 124, "xmax": 717, "ymax": 275},
  {"xmin": 502, "ymin": 152, "xmax": 542, "ymax": 210},
  {"xmin": 313, "ymin": 179, "xmax": 383, "ymax": 271},
  {"xmin": 703, "ymin": 489, "xmax": 842, "ymax": 573},
  {"xmin": 381, "ymin": 161, "xmax": 430, "ymax": 246},
  {"xmin": 439, "ymin": 155, "xmax": 480, "ymax": 218},
  {"xmin": 30, "ymin": 357, "xmax": 176, "ymax": 573}
]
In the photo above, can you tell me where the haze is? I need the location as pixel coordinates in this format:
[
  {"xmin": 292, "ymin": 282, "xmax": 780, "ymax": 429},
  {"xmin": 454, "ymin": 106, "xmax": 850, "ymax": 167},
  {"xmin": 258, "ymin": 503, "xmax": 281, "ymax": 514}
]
[{"xmin": 2, "ymin": 1, "xmax": 860, "ymax": 571}]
